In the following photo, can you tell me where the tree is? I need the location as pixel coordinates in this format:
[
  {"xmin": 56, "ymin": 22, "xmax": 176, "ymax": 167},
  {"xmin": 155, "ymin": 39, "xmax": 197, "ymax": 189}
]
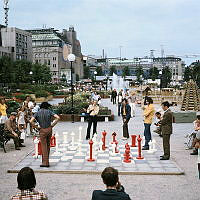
[
  {"xmin": 190, "ymin": 61, "xmax": 200, "ymax": 87},
  {"xmin": 122, "ymin": 66, "xmax": 130, "ymax": 78},
  {"xmin": 109, "ymin": 65, "xmax": 117, "ymax": 76},
  {"xmin": 96, "ymin": 66, "xmax": 103, "ymax": 76},
  {"xmin": 135, "ymin": 66, "xmax": 144, "ymax": 83},
  {"xmin": 183, "ymin": 66, "xmax": 191, "ymax": 82},
  {"xmin": 83, "ymin": 66, "xmax": 90, "ymax": 79},
  {"xmin": 161, "ymin": 66, "xmax": 171, "ymax": 88},
  {"xmin": 149, "ymin": 67, "xmax": 159, "ymax": 81}
]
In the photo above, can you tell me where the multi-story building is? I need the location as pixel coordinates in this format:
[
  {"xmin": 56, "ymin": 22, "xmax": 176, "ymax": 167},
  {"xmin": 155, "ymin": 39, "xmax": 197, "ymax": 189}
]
[
  {"xmin": 1, "ymin": 27, "xmax": 32, "ymax": 61},
  {"xmin": 153, "ymin": 56, "xmax": 185, "ymax": 81},
  {"xmin": 28, "ymin": 27, "xmax": 83, "ymax": 83}
]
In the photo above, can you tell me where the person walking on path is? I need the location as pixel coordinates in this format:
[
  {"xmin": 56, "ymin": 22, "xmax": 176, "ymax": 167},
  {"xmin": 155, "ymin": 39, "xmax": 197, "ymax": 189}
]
[
  {"xmin": 159, "ymin": 101, "xmax": 173, "ymax": 160},
  {"xmin": 128, "ymin": 92, "xmax": 136, "ymax": 117},
  {"xmin": 121, "ymin": 98, "xmax": 131, "ymax": 140},
  {"xmin": 142, "ymin": 97, "xmax": 155, "ymax": 150},
  {"xmin": 30, "ymin": 102, "xmax": 60, "ymax": 167},
  {"xmin": 117, "ymin": 92, "xmax": 123, "ymax": 116},
  {"xmin": 112, "ymin": 89, "xmax": 117, "ymax": 104},
  {"xmin": 86, "ymin": 100, "xmax": 99, "ymax": 140},
  {"xmin": 0, "ymin": 98, "xmax": 8, "ymax": 124}
]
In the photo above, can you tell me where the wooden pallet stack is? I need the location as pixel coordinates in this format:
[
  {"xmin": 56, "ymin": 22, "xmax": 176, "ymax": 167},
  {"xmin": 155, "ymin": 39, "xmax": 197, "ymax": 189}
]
[{"xmin": 181, "ymin": 80, "xmax": 200, "ymax": 111}]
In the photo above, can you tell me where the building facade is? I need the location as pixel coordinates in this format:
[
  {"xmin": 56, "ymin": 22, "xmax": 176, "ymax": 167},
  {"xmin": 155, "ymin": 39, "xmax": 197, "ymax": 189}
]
[
  {"xmin": 1, "ymin": 27, "xmax": 32, "ymax": 61},
  {"xmin": 28, "ymin": 27, "xmax": 83, "ymax": 83}
]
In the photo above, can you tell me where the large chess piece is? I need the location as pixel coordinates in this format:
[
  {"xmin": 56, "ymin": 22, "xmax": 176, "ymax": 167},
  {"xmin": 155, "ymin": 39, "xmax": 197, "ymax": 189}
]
[
  {"xmin": 33, "ymin": 137, "xmax": 40, "ymax": 159},
  {"xmin": 136, "ymin": 135, "xmax": 144, "ymax": 160},
  {"xmin": 69, "ymin": 132, "xmax": 77, "ymax": 150},
  {"xmin": 87, "ymin": 139, "xmax": 95, "ymax": 162}
]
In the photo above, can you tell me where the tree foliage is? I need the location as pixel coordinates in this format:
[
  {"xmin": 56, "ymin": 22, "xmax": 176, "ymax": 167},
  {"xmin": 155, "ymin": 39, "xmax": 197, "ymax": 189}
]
[
  {"xmin": 0, "ymin": 56, "xmax": 52, "ymax": 84},
  {"xmin": 109, "ymin": 65, "xmax": 117, "ymax": 76},
  {"xmin": 96, "ymin": 66, "xmax": 103, "ymax": 76},
  {"xmin": 161, "ymin": 66, "xmax": 171, "ymax": 88},
  {"xmin": 135, "ymin": 66, "xmax": 144, "ymax": 82},
  {"xmin": 83, "ymin": 66, "xmax": 90, "ymax": 79},
  {"xmin": 122, "ymin": 66, "xmax": 130, "ymax": 77},
  {"xmin": 149, "ymin": 67, "xmax": 159, "ymax": 81}
]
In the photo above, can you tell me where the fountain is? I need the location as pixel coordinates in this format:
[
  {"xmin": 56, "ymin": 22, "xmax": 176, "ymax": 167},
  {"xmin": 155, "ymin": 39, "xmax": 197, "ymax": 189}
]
[{"xmin": 110, "ymin": 73, "xmax": 128, "ymax": 92}]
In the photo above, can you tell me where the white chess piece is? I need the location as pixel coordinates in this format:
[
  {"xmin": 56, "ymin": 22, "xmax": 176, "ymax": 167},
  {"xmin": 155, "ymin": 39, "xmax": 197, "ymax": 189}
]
[
  {"xmin": 142, "ymin": 136, "xmax": 145, "ymax": 146},
  {"xmin": 79, "ymin": 126, "xmax": 83, "ymax": 142},
  {"xmin": 33, "ymin": 137, "xmax": 39, "ymax": 158},
  {"xmin": 52, "ymin": 132, "xmax": 62, "ymax": 156},
  {"xmin": 152, "ymin": 139, "xmax": 157, "ymax": 152},
  {"xmin": 147, "ymin": 140, "xmax": 153, "ymax": 153},
  {"xmin": 110, "ymin": 143, "xmax": 116, "ymax": 156},
  {"xmin": 63, "ymin": 132, "xmax": 68, "ymax": 144},
  {"xmin": 99, "ymin": 140, "xmax": 104, "ymax": 153},
  {"xmin": 76, "ymin": 142, "xmax": 85, "ymax": 156},
  {"xmin": 69, "ymin": 132, "xmax": 76, "ymax": 150}
]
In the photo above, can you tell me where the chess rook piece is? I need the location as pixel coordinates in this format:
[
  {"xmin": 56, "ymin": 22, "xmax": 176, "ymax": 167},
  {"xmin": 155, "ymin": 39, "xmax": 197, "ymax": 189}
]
[
  {"xmin": 50, "ymin": 134, "xmax": 56, "ymax": 147},
  {"xmin": 136, "ymin": 135, "xmax": 144, "ymax": 160},
  {"xmin": 111, "ymin": 132, "xmax": 117, "ymax": 144},
  {"xmin": 88, "ymin": 139, "xmax": 95, "ymax": 162},
  {"xmin": 131, "ymin": 135, "xmax": 137, "ymax": 147},
  {"xmin": 123, "ymin": 147, "xmax": 131, "ymax": 163},
  {"xmin": 102, "ymin": 130, "xmax": 107, "ymax": 150},
  {"xmin": 115, "ymin": 141, "xmax": 119, "ymax": 153}
]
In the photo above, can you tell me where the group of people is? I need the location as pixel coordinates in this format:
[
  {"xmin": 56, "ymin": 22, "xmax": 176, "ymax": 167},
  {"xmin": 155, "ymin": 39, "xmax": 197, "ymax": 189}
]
[{"xmin": 11, "ymin": 166, "xmax": 131, "ymax": 200}]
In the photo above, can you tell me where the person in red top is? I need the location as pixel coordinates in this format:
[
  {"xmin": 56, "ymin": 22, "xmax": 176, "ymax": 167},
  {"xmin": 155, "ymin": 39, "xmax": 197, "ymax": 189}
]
[{"xmin": 11, "ymin": 167, "xmax": 47, "ymax": 200}]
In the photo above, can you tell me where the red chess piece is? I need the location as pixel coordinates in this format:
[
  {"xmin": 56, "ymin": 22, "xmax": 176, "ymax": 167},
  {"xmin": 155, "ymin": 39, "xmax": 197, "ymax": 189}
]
[
  {"xmin": 123, "ymin": 148, "xmax": 131, "ymax": 163},
  {"xmin": 124, "ymin": 143, "xmax": 129, "ymax": 156},
  {"xmin": 136, "ymin": 135, "xmax": 144, "ymax": 160},
  {"xmin": 111, "ymin": 132, "xmax": 117, "ymax": 144},
  {"xmin": 50, "ymin": 134, "xmax": 56, "ymax": 147},
  {"xmin": 87, "ymin": 139, "xmax": 95, "ymax": 162},
  {"xmin": 115, "ymin": 141, "xmax": 119, "ymax": 153},
  {"xmin": 102, "ymin": 130, "xmax": 107, "ymax": 150},
  {"xmin": 131, "ymin": 135, "xmax": 137, "ymax": 147}
]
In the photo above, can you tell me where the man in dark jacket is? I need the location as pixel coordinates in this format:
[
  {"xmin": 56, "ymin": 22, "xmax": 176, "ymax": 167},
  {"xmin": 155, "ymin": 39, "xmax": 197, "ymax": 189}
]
[
  {"xmin": 92, "ymin": 167, "xmax": 131, "ymax": 200},
  {"xmin": 159, "ymin": 101, "xmax": 173, "ymax": 160},
  {"xmin": 121, "ymin": 98, "xmax": 131, "ymax": 139}
]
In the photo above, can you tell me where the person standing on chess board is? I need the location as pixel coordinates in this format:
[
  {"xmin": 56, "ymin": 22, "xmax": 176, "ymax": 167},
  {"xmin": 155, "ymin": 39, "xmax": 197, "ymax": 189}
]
[
  {"xmin": 30, "ymin": 102, "xmax": 60, "ymax": 167},
  {"xmin": 158, "ymin": 101, "xmax": 173, "ymax": 160},
  {"xmin": 86, "ymin": 100, "xmax": 99, "ymax": 140},
  {"xmin": 92, "ymin": 167, "xmax": 131, "ymax": 200},
  {"xmin": 121, "ymin": 98, "xmax": 131, "ymax": 140}
]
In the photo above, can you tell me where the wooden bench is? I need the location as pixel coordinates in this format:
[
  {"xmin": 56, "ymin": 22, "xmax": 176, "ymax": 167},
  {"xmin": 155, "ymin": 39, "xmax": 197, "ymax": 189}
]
[{"xmin": 79, "ymin": 115, "xmax": 111, "ymax": 122}]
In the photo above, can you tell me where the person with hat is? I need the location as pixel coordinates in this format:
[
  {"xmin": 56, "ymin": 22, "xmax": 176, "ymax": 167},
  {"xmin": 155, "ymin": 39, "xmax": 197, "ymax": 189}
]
[
  {"xmin": 4, "ymin": 112, "xmax": 25, "ymax": 150},
  {"xmin": 30, "ymin": 102, "xmax": 60, "ymax": 167}
]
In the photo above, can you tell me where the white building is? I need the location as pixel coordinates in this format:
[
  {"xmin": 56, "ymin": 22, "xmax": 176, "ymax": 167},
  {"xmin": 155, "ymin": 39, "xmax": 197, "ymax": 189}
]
[{"xmin": 1, "ymin": 27, "xmax": 32, "ymax": 61}]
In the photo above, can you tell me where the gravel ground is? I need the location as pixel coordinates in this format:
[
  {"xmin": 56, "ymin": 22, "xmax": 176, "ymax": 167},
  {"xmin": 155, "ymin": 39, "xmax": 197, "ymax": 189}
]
[{"xmin": 0, "ymin": 99, "xmax": 200, "ymax": 200}]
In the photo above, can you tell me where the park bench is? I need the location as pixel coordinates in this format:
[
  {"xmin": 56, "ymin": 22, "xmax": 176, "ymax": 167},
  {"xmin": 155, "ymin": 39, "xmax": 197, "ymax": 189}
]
[{"xmin": 79, "ymin": 114, "xmax": 112, "ymax": 122}]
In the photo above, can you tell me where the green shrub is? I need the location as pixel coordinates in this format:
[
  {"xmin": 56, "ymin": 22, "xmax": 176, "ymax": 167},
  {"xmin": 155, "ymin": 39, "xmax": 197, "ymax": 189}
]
[
  {"xmin": 6, "ymin": 100, "xmax": 20, "ymax": 114},
  {"xmin": 15, "ymin": 94, "xmax": 27, "ymax": 101},
  {"xmin": 35, "ymin": 90, "xmax": 48, "ymax": 98}
]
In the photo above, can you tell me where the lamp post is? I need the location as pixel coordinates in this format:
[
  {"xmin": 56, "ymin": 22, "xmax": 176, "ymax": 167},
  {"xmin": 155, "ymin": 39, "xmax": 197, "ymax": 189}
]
[
  {"xmin": 68, "ymin": 53, "xmax": 76, "ymax": 123},
  {"xmin": 29, "ymin": 71, "xmax": 33, "ymax": 83},
  {"xmin": 105, "ymin": 74, "xmax": 108, "ymax": 91},
  {"xmin": 4, "ymin": 0, "xmax": 9, "ymax": 27},
  {"xmin": 159, "ymin": 70, "xmax": 162, "ymax": 96},
  {"xmin": 94, "ymin": 71, "xmax": 97, "ymax": 81},
  {"xmin": 140, "ymin": 75, "xmax": 143, "ymax": 91}
]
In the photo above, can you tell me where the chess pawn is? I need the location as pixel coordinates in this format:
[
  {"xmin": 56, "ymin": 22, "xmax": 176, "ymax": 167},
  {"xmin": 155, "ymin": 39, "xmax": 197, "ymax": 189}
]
[
  {"xmin": 99, "ymin": 140, "xmax": 104, "ymax": 152},
  {"xmin": 79, "ymin": 126, "xmax": 83, "ymax": 142},
  {"xmin": 110, "ymin": 143, "xmax": 116, "ymax": 156},
  {"xmin": 147, "ymin": 140, "xmax": 153, "ymax": 153},
  {"xmin": 63, "ymin": 132, "xmax": 68, "ymax": 144}
]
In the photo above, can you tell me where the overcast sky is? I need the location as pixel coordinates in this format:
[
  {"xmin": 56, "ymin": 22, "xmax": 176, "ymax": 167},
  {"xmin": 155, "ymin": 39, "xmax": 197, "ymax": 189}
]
[{"xmin": 0, "ymin": 0, "xmax": 200, "ymax": 64}]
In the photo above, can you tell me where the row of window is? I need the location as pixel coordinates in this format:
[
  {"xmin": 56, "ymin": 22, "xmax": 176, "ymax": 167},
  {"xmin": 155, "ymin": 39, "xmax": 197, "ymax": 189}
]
[
  {"xmin": 16, "ymin": 48, "xmax": 27, "ymax": 54},
  {"xmin": 34, "ymin": 54, "xmax": 57, "ymax": 59},
  {"xmin": 0, "ymin": 51, "xmax": 10, "ymax": 57},
  {"xmin": 16, "ymin": 40, "xmax": 27, "ymax": 48},
  {"xmin": 16, "ymin": 54, "xmax": 27, "ymax": 60},
  {"xmin": 32, "ymin": 40, "xmax": 59, "ymax": 47},
  {"xmin": 16, "ymin": 33, "xmax": 27, "ymax": 41}
]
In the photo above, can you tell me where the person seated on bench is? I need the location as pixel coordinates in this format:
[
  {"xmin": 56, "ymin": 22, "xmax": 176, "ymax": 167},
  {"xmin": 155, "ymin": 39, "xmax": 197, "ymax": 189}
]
[
  {"xmin": 190, "ymin": 115, "xmax": 200, "ymax": 155},
  {"xmin": 4, "ymin": 112, "xmax": 25, "ymax": 150},
  {"xmin": 11, "ymin": 167, "xmax": 48, "ymax": 200},
  {"xmin": 92, "ymin": 167, "xmax": 131, "ymax": 200}
]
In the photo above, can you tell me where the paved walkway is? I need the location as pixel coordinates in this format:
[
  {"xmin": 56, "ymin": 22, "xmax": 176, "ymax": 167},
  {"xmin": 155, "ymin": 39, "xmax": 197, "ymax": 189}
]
[{"xmin": 1, "ymin": 99, "xmax": 200, "ymax": 199}]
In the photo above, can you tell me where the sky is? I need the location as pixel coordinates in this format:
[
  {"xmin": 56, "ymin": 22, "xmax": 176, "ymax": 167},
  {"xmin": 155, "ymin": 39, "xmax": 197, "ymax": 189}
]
[{"xmin": 0, "ymin": 0, "xmax": 200, "ymax": 65}]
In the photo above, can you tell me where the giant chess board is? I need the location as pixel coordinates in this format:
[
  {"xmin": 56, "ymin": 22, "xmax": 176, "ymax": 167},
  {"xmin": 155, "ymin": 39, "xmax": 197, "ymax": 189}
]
[{"xmin": 8, "ymin": 133, "xmax": 184, "ymax": 175}]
